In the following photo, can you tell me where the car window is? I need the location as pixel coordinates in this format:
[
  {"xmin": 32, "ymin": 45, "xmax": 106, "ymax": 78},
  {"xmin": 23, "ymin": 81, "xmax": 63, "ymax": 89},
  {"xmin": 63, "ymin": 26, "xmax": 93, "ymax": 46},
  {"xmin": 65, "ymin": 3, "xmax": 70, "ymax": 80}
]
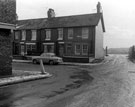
[{"xmin": 40, "ymin": 53, "xmax": 56, "ymax": 57}]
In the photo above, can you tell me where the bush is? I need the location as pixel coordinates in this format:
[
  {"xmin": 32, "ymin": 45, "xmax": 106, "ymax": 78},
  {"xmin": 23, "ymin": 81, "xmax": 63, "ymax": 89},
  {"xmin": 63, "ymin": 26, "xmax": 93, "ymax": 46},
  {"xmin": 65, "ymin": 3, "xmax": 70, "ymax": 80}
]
[{"xmin": 128, "ymin": 46, "xmax": 135, "ymax": 61}]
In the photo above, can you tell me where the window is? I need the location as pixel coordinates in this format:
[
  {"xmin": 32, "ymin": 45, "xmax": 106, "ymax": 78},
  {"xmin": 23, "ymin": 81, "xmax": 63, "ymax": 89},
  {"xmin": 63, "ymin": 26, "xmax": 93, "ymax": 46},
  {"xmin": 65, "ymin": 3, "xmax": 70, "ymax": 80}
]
[
  {"xmin": 31, "ymin": 30, "xmax": 37, "ymax": 40},
  {"xmin": 68, "ymin": 28, "xmax": 73, "ymax": 39},
  {"xmin": 44, "ymin": 45, "xmax": 54, "ymax": 53},
  {"xmin": 82, "ymin": 27, "xmax": 89, "ymax": 39},
  {"xmin": 46, "ymin": 29, "xmax": 51, "ymax": 40},
  {"xmin": 66, "ymin": 44, "xmax": 72, "ymax": 55},
  {"xmin": 26, "ymin": 44, "xmax": 36, "ymax": 55},
  {"xmin": 75, "ymin": 44, "xmax": 81, "ymax": 55},
  {"xmin": 15, "ymin": 31, "xmax": 19, "ymax": 40},
  {"xmin": 22, "ymin": 30, "xmax": 26, "ymax": 40},
  {"xmin": 58, "ymin": 28, "xmax": 63, "ymax": 40},
  {"xmin": 82, "ymin": 44, "xmax": 88, "ymax": 55}
]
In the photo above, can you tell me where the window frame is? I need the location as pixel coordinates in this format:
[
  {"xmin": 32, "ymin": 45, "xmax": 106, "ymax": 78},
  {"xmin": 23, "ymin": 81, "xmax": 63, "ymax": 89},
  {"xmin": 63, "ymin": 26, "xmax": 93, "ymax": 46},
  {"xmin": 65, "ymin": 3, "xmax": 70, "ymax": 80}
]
[
  {"xmin": 22, "ymin": 30, "xmax": 26, "ymax": 40},
  {"xmin": 68, "ymin": 28, "xmax": 73, "ymax": 39},
  {"xmin": 58, "ymin": 28, "xmax": 63, "ymax": 40},
  {"xmin": 15, "ymin": 31, "xmax": 19, "ymax": 40},
  {"xmin": 45, "ymin": 29, "xmax": 51, "ymax": 40},
  {"xmin": 82, "ymin": 44, "xmax": 88, "ymax": 55},
  {"xmin": 75, "ymin": 43, "xmax": 81, "ymax": 55},
  {"xmin": 31, "ymin": 30, "xmax": 37, "ymax": 41},
  {"xmin": 82, "ymin": 27, "xmax": 89, "ymax": 39}
]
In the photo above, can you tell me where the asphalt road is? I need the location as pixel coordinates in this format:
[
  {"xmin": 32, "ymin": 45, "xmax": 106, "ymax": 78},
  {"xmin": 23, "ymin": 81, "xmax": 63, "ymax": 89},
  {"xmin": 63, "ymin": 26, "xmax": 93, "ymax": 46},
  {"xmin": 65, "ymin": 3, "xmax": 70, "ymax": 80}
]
[{"xmin": 1, "ymin": 55, "xmax": 135, "ymax": 107}]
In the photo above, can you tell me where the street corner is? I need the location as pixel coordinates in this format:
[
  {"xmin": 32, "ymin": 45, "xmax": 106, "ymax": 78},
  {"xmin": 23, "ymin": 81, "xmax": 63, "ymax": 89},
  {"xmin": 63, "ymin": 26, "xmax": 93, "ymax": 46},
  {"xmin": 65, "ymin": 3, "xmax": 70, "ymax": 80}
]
[{"xmin": 0, "ymin": 72, "xmax": 52, "ymax": 87}]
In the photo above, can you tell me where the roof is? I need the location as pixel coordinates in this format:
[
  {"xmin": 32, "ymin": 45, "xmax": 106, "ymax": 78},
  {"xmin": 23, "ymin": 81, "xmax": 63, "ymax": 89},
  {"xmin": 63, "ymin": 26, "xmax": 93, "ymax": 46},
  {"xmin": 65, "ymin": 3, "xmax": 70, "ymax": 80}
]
[
  {"xmin": 16, "ymin": 13, "xmax": 105, "ymax": 32},
  {"xmin": 0, "ymin": 22, "xmax": 16, "ymax": 29}
]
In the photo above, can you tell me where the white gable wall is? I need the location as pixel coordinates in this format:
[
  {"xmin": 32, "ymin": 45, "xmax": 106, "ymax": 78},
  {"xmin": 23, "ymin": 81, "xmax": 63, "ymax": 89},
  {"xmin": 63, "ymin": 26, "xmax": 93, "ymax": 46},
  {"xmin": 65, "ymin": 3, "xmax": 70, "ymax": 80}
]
[{"xmin": 95, "ymin": 19, "xmax": 104, "ymax": 59}]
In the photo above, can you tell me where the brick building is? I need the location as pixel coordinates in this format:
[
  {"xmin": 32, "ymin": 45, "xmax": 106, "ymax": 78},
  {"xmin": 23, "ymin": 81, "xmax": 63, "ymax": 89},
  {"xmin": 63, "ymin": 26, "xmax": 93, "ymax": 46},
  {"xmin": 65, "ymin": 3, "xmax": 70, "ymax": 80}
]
[
  {"xmin": 0, "ymin": 0, "xmax": 16, "ymax": 76},
  {"xmin": 14, "ymin": 2, "xmax": 105, "ymax": 63}
]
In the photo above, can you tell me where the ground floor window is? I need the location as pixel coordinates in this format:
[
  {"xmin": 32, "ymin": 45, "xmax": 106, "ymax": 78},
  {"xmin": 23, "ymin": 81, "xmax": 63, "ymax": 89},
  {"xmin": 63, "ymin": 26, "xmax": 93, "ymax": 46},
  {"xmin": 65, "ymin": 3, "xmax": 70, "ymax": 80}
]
[
  {"xmin": 44, "ymin": 44, "xmax": 54, "ymax": 53},
  {"xmin": 82, "ymin": 44, "xmax": 88, "ymax": 55},
  {"xmin": 26, "ymin": 44, "xmax": 36, "ymax": 55},
  {"xmin": 75, "ymin": 44, "xmax": 81, "ymax": 55},
  {"xmin": 75, "ymin": 43, "xmax": 88, "ymax": 56}
]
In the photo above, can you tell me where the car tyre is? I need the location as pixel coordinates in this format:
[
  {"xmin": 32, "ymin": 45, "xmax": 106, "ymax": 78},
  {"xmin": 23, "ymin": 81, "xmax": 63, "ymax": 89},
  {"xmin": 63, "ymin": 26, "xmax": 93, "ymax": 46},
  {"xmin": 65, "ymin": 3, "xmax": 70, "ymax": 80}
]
[
  {"xmin": 33, "ymin": 59, "xmax": 37, "ymax": 64},
  {"xmin": 49, "ymin": 60, "xmax": 54, "ymax": 65}
]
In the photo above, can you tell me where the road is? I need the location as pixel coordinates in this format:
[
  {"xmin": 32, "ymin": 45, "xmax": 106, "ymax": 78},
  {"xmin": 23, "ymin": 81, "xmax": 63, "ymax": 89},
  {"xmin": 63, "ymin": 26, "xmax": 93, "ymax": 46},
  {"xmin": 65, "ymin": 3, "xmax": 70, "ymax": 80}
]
[{"xmin": 1, "ymin": 55, "xmax": 135, "ymax": 107}]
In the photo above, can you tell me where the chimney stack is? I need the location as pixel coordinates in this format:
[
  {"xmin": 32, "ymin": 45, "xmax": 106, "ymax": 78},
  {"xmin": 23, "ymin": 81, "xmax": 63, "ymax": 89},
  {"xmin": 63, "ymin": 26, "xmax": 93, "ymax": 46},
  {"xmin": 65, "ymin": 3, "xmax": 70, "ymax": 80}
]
[
  {"xmin": 47, "ymin": 8, "xmax": 55, "ymax": 18},
  {"xmin": 97, "ymin": 2, "xmax": 102, "ymax": 13}
]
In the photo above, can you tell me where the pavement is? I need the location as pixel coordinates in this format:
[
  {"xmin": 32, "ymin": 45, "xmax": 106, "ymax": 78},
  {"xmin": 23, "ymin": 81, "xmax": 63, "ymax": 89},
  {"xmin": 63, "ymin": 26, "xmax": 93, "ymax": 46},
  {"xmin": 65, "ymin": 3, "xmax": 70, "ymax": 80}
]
[
  {"xmin": 0, "ymin": 71, "xmax": 51, "ymax": 87},
  {"xmin": 13, "ymin": 58, "xmax": 105, "ymax": 66},
  {"xmin": 0, "ymin": 60, "xmax": 52, "ymax": 87}
]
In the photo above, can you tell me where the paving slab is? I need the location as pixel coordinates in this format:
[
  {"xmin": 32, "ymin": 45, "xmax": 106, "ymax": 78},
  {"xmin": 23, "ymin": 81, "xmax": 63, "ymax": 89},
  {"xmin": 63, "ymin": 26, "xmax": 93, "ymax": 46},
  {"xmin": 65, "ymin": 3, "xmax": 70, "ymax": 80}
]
[{"xmin": 0, "ymin": 72, "xmax": 52, "ymax": 87}]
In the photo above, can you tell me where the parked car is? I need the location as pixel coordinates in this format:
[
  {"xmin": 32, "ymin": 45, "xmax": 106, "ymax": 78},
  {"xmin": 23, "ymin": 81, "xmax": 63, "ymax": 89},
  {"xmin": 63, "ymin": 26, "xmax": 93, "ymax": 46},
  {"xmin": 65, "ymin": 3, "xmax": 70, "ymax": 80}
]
[{"xmin": 32, "ymin": 53, "xmax": 63, "ymax": 65}]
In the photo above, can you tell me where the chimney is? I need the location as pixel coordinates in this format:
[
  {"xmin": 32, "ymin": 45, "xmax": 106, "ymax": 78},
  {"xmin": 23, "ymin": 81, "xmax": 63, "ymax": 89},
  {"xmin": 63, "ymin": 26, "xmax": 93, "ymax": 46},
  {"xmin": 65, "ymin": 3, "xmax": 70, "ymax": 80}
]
[
  {"xmin": 47, "ymin": 8, "xmax": 55, "ymax": 18},
  {"xmin": 97, "ymin": 2, "xmax": 102, "ymax": 13}
]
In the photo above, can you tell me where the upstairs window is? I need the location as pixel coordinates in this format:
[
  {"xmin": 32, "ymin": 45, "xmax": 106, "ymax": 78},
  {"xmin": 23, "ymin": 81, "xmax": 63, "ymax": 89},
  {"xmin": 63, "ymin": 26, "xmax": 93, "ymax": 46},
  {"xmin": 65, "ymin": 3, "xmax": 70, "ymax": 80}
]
[
  {"xmin": 31, "ymin": 30, "xmax": 37, "ymax": 40},
  {"xmin": 15, "ymin": 31, "xmax": 19, "ymax": 40},
  {"xmin": 58, "ymin": 28, "xmax": 63, "ymax": 40},
  {"xmin": 82, "ymin": 27, "xmax": 89, "ymax": 39},
  {"xmin": 68, "ymin": 28, "xmax": 73, "ymax": 39},
  {"xmin": 45, "ymin": 29, "xmax": 51, "ymax": 40},
  {"xmin": 22, "ymin": 30, "xmax": 26, "ymax": 40}
]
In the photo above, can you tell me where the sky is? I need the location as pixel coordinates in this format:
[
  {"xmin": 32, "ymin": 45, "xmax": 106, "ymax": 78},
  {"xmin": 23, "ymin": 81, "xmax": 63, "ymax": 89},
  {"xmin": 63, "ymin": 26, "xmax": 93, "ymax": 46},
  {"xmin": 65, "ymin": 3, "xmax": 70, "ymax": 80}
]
[{"xmin": 17, "ymin": 0, "xmax": 135, "ymax": 48}]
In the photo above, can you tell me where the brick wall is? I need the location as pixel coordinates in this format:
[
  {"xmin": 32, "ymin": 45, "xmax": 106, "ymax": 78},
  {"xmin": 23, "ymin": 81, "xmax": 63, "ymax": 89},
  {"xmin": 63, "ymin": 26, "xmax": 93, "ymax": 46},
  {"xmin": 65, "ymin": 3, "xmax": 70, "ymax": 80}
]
[
  {"xmin": 0, "ymin": 0, "xmax": 16, "ymax": 76},
  {"xmin": 0, "ymin": 0, "xmax": 16, "ymax": 24},
  {"xmin": 0, "ymin": 29, "xmax": 12, "ymax": 76}
]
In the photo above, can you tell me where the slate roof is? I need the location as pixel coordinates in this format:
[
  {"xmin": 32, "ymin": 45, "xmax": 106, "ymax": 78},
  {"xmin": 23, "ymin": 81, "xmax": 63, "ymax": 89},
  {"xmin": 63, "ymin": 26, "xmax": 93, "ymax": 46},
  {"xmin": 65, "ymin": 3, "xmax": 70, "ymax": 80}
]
[{"xmin": 16, "ymin": 13, "xmax": 105, "ymax": 32}]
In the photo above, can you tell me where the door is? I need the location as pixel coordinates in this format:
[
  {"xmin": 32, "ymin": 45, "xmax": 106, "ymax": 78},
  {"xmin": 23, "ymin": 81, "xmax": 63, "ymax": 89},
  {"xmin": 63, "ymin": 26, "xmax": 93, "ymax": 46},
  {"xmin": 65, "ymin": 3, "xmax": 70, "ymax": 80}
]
[
  {"xmin": 59, "ymin": 44, "xmax": 64, "ymax": 57},
  {"xmin": 20, "ymin": 45, "xmax": 25, "ymax": 56}
]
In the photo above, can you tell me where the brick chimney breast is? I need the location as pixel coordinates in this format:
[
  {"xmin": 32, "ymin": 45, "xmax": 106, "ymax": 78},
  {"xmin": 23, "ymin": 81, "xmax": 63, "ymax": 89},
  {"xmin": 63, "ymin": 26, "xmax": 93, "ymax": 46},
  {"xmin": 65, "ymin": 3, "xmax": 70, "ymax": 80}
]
[
  {"xmin": 97, "ymin": 2, "xmax": 102, "ymax": 13},
  {"xmin": 47, "ymin": 8, "xmax": 55, "ymax": 18}
]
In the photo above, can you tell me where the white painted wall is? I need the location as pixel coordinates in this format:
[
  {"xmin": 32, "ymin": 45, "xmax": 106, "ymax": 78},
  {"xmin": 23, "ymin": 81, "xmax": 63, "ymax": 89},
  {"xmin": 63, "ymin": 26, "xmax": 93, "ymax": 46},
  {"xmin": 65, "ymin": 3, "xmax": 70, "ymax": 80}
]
[{"xmin": 95, "ymin": 19, "xmax": 105, "ymax": 59}]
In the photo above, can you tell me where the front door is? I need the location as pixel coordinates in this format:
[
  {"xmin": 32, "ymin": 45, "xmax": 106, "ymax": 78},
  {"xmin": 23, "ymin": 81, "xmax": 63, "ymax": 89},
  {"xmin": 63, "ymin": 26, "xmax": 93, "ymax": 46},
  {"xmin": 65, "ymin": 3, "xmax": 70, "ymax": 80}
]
[
  {"xmin": 59, "ymin": 44, "xmax": 64, "ymax": 57},
  {"xmin": 20, "ymin": 45, "xmax": 24, "ymax": 56},
  {"xmin": 14, "ymin": 43, "xmax": 19, "ymax": 55}
]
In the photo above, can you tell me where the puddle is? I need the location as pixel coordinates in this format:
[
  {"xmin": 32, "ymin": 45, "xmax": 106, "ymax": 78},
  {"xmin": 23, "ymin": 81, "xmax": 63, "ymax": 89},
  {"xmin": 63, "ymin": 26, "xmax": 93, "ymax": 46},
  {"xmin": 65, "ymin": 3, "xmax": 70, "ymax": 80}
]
[{"xmin": 46, "ymin": 69, "xmax": 94, "ymax": 99}]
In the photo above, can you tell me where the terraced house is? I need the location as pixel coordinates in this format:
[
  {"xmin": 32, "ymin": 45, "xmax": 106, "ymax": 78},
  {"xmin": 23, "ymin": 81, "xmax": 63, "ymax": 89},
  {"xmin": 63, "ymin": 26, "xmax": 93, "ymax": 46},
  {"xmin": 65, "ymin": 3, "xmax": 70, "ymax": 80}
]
[{"xmin": 13, "ymin": 2, "xmax": 105, "ymax": 62}]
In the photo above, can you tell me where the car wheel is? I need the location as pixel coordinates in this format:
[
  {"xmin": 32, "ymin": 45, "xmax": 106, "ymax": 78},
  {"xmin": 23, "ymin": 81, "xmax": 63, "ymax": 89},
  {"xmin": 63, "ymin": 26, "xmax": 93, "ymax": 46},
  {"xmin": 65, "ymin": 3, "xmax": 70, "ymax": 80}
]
[
  {"xmin": 49, "ymin": 60, "xmax": 54, "ymax": 65},
  {"xmin": 33, "ymin": 59, "xmax": 37, "ymax": 64}
]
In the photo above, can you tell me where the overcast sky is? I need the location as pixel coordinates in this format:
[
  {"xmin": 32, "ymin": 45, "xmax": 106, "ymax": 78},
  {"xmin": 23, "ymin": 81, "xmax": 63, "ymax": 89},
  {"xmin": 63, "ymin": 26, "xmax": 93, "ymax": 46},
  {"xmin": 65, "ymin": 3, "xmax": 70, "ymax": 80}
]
[{"xmin": 17, "ymin": 0, "xmax": 135, "ymax": 48}]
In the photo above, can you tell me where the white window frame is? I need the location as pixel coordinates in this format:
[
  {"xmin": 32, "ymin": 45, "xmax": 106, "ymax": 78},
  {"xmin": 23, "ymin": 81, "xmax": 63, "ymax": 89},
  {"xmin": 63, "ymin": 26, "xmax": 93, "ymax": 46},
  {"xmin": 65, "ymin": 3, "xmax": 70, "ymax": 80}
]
[
  {"xmin": 26, "ymin": 44, "xmax": 36, "ymax": 54},
  {"xmin": 68, "ymin": 28, "xmax": 73, "ymax": 39},
  {"xmin": 31, "ymin": 30, "xmax": 37, "ymax": 40},
  {"xmin": 82, "ymin": 44, "xmax": 88, "ymax": 55},
  {"xmin": 15, "ymin": 31, "xmax": 19, "ymax": 40},
  {"xmin": 45, "ymin": 29, "xmax": 51, "ymax": 40},
  {"xmin": 75, "ymin": 44, "xmax": 81, "ymax": 55},
  {"xmin": 82, "ymin": 27, "xmax": 89, "ymax": 39},
  {"xmin": 58, "ymin": 28, "xmax": 63, "ymax": 40},
  {"xmin": 22, "ymin": 30, "xmax": 26, "ymax": 40}
]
